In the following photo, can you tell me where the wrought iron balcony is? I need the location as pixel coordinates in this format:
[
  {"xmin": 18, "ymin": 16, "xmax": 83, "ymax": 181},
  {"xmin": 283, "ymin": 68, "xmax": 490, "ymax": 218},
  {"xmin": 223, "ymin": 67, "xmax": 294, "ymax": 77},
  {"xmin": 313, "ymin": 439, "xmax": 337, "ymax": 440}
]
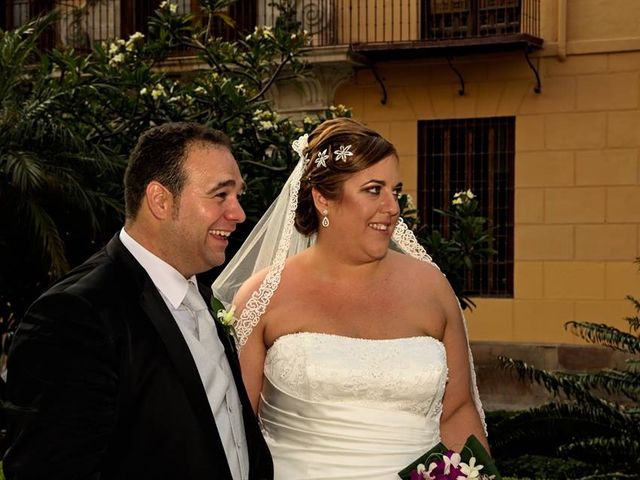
[
  {"xmin": 2, "ymin": 0, "xmax": 542, "ymax": 57},
  {"xmin": 288, "ymin": 0, "xmax": 543, "ymax": 56},
  {"xmin": 2, "ymin": 1, "xmax": 197, "ymax": 50}
]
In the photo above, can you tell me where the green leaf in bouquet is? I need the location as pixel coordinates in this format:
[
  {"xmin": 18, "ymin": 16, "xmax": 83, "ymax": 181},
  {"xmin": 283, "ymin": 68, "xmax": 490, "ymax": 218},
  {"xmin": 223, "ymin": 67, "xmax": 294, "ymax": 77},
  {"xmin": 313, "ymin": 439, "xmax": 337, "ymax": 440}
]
[
  {"xmin": 459, "ymin": 435, "xmax": 501, "ymax": 480},
  {"xmin": 397, "ymin": 442, "xmax": 447, "ymax": 479}
]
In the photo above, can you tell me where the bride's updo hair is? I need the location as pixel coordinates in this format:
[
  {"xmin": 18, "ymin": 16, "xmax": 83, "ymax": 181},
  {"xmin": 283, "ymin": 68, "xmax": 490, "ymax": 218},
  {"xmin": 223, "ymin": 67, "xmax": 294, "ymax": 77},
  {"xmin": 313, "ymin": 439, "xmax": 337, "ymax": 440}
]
[{"xmin": 295, "ymin": 117, "xmax": 397, "ymax": 235}]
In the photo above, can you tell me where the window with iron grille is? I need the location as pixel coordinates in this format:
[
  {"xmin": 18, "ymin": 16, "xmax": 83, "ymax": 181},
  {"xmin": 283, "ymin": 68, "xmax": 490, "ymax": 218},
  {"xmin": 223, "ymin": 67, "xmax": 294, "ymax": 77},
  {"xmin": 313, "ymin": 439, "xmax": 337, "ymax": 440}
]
[
  {"xmin": 3, "ymin": 1, "xmax": 55, "ymax": 48},
  {"xmin": 424, "ymin": 0, "xmax": 524, "ymax": 40},
  {"xmin": 417, "ymin": 116, "xmax": 514, "ymax": 297}
]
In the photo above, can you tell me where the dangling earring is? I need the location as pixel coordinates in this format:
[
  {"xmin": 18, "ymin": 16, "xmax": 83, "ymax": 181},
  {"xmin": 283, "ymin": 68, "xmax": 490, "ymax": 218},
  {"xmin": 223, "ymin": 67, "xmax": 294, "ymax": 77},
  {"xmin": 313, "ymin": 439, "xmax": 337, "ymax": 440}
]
[{"xmin": 321, "ymin": 209, "xmax": 330, "ymax": 228}]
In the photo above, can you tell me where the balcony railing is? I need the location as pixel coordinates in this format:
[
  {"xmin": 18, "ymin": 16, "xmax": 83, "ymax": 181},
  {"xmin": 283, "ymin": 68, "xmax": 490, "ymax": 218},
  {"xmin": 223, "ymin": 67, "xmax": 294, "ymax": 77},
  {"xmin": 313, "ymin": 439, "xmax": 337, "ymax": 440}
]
[
  {"xmin": 293, "ymin": 0, "xmax": 541, "ymax": 48},
  {"xmin": 2, "ymin": 0, "xmax": 541, "ymax": 53},
  {"xmin": 3, "ymin": 1, "xmax": 195, "ymax": 50}
]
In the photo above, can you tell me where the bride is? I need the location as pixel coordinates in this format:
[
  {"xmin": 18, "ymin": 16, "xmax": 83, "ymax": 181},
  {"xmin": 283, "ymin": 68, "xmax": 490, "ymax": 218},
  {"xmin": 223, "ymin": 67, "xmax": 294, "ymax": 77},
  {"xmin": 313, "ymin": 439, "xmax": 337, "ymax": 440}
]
[{"xmin": 214, "ymin": 117, "xmax": 488, "ymax": 479}]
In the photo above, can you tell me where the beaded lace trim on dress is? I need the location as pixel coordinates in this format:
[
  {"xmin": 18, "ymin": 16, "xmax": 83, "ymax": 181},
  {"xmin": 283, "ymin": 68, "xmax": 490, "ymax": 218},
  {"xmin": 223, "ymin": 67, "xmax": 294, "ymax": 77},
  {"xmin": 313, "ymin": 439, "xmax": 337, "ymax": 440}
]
[{"xmin": 265, "ymin": 333, "xmax": 448, "ymax": 418}]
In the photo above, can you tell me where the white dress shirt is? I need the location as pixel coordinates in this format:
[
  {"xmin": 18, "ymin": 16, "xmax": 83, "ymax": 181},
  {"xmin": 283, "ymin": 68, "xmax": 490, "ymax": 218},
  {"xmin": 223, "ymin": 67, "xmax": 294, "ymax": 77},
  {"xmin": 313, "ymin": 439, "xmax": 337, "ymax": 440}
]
[{"xmin": 120, "ymin": 228, "xmax": 249, "ymax": 480}]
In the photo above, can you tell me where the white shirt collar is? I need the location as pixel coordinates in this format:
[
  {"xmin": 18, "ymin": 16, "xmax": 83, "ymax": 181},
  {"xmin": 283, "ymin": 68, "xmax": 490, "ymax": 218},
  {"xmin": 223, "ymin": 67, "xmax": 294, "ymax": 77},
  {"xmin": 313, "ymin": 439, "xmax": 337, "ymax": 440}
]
[{"xmin": 119, "ymin": 228, "xmax": 197, "ymax": 309}]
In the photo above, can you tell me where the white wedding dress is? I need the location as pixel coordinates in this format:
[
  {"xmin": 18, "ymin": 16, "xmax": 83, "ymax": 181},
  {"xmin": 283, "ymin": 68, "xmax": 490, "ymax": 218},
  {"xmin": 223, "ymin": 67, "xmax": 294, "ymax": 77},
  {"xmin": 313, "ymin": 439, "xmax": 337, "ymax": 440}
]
[{"xmin": 259, "ymin": 332, "xmax": 448, "ymax": 480}]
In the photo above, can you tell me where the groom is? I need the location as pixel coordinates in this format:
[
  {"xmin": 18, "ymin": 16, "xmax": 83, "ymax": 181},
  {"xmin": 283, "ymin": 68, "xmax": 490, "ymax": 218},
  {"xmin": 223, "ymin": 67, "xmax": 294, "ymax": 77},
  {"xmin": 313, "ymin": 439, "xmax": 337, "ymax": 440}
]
[{"xmin": 3, "ymin": 122, "xmax": 273, "ymax": 479}]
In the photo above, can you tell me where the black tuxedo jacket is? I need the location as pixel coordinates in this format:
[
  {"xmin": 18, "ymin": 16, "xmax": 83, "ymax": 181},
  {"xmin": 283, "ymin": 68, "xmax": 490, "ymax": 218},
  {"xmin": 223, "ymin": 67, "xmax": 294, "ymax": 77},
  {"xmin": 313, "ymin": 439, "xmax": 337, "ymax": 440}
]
[{"xmin": 3, "ymin": 235, "xmax": 272, "ymax": 480}]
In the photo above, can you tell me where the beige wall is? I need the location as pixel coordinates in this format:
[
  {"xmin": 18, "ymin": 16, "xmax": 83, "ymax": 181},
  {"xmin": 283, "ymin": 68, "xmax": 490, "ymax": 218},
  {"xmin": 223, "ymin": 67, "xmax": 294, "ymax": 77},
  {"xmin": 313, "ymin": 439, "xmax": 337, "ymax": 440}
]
[{"xmin": 334, "ymin": 0, "xmax": 640, "ymax": 344}]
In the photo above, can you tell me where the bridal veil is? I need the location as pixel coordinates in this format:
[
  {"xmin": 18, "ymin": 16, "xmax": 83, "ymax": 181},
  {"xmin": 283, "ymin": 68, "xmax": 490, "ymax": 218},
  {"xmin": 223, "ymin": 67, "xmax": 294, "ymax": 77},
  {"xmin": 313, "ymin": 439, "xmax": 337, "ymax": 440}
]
[{"xmin": 212, "ymin": 129, "xmax": 487, "ymax": 432}]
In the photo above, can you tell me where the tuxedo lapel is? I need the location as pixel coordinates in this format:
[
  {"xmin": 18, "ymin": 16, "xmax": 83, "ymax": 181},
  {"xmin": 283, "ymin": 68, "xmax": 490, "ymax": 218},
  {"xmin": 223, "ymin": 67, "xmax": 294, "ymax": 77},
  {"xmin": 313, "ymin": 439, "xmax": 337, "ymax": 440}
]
[
  {"xmin": 138, "ymin": 284, "xmax": 217, "ymax": 425},
  {"xmin": 106, "ymin": 236, "xmax": 232, "ymax": 476}
]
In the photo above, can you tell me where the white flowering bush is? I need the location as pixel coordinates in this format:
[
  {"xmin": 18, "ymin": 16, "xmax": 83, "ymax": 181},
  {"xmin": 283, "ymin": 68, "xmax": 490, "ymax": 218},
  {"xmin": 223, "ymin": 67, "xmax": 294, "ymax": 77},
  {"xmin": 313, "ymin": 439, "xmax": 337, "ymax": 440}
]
[
  {"xmin": 452, "ymin": 189, "xmax": 475, "ymax": 205},
  {"xmin": 0, "ymin": 2, "xmax": 343, "ymax": 323}
]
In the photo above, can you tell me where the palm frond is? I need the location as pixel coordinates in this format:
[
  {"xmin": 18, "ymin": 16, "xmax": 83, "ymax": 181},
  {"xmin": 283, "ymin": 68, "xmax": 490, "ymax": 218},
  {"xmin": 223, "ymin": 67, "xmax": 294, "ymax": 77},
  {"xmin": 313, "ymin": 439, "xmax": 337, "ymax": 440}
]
[
  {"xmin": 490, "ymin": 401, "xmax": 627, "ymax": 457},
  {"xmin": 542, "ymin": 367, "xmax": 640, "ymax": 402},
  {"xmin": 55, "ymin": 168, "xmax": 123, "ymax": 232},
  {"xmin": 498, "ymin": 299, "xmax": 640, "ymax": 478},
  {"xmin": 565, "ymin": 321, "xmax": 640, "ymax": 354},
  {"xmin": 2, "ymin": 152, "xmax": 48, "ymax": 192},
  {"xmin": 627, "ymin": 317, "xmax": 640, "ymax": 331},
  {"xmin": 20, "ymin": 198, "xmax": 69, "ymax": 277},
  {"xmin": 7, "ymin": 113, "xmax": 79, "ymax": 154},
  {"xmin": 560, "ymin": 435, "xmax": 640, "ymax": 463},
  {"xmin": 499, "ymin": 356, "xmax": 607, "ymax": 405},
  {"xmin": 626, "ymin": 294, "xmax": 640, "ymax": 314},
  {"xmin": 0, "ymin": 12, "xmax": 59, "ymax": 98},
  {"xmin": 61, "ymin": 151, "xmax": 125, "ymax": 176},
  {"xmin": 584, "ymin": 368, "xmax": 640, "ymax": 400},
  {"xmin": 578, "ymin": 474, "xmax": 640, "ymax": 480},
  {"xmin": 625, "ymin": 295, "xmax": 640, "ymax": 331},
  {"xmin": 510, "ymin": 401, "xmax": 632, "ymax": 433},
  {"xmin": 500, "ymin": 356, "xmax": 640, "ymax": 409}
]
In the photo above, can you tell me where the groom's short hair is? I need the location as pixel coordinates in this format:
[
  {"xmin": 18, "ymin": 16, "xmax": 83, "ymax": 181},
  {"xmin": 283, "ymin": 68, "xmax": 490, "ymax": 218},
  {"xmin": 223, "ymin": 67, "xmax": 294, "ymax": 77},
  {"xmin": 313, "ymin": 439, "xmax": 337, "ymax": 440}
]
[{"xmin": 124, "ymin": 122, "xmax": 232, "ymax": 220}]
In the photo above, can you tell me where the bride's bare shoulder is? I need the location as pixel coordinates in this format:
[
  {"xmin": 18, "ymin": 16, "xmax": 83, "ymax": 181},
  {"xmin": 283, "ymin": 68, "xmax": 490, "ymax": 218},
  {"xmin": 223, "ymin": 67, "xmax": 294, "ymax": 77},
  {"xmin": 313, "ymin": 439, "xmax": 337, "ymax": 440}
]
[
  {"xmin": 388, "ymin": 251, "xmax": 456, "ymax": 304},
  {"xmin": 389, "ymin": 250, "xmax": 443, "ymax": 279}
]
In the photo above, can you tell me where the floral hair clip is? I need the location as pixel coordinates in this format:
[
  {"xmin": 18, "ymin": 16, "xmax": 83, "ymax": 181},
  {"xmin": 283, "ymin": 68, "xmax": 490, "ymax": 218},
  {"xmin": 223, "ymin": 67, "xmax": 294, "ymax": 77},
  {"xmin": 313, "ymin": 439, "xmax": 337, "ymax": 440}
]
[
  {"xmin": 334, "ymin": 144, "xmax": 353, "ymax": 162},
  {"xmin": 291, "ymin": 134, "xmax": 354, "ymax": 169},
  {"xmin": 312, "ymin": 144, "xmax": 353, "ymax": 168},
  {"xmin": 314, "ymin": 149, "xmax": 329, "ymax": 167}
]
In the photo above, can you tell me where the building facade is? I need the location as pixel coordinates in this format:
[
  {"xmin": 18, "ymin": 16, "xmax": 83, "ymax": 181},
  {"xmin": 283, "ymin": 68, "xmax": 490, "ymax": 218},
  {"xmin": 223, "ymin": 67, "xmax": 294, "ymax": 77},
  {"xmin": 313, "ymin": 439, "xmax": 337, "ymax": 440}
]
[
  {"xmin": 327, "ymin": 0, "xmax": 640, "ymax": 347},
  {"xmin": 5, "ymin": 0, "xmax": 640, "ymax": 408},
  {"xmin": 323, "ymin": 0, "xmax": 640, "ymax": 408}
]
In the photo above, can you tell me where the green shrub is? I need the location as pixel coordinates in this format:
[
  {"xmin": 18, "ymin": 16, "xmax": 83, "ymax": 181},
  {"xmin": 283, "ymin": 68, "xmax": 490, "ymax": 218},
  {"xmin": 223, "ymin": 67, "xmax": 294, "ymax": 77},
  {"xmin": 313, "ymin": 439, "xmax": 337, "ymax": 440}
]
[{"xmin": 490, "ymin": 259, "xmax": 640, "ymax": 479}]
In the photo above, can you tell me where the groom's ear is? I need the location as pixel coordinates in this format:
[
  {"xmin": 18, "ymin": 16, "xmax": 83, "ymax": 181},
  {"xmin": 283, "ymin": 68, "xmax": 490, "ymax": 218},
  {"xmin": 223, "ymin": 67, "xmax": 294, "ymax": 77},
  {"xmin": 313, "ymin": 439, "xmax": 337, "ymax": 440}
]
[
  {"xmin": 146, "ymin": 181, "xmax": 174, "ymax": 220},
  {"xmin": 311, "ymin": 187, "xmax": 329, "ymax": 212}
]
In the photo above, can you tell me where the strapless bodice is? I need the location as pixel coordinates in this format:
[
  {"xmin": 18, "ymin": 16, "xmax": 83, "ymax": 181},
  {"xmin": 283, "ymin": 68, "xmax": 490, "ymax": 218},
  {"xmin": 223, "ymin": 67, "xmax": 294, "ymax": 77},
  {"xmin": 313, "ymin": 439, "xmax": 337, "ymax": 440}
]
[{"xmin": 259, "ymin": 332, "xmax": 448, "ymax": 479}]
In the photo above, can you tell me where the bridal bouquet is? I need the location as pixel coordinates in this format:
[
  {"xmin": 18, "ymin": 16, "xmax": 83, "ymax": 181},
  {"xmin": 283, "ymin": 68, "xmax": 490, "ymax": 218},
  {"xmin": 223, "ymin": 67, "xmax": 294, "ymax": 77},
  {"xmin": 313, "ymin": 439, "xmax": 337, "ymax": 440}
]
[{"xmin": 398, "ymin": 435, "xmax": 501, "ymax": 480}]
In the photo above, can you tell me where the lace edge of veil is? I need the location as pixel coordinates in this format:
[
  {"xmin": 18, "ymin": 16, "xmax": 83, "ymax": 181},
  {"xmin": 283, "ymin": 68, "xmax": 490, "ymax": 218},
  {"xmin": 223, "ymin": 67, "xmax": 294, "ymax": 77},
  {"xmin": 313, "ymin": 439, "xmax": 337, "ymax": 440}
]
[{"xmin": 233, "ymin": 157, "xmax": 305, "ymax": 351}]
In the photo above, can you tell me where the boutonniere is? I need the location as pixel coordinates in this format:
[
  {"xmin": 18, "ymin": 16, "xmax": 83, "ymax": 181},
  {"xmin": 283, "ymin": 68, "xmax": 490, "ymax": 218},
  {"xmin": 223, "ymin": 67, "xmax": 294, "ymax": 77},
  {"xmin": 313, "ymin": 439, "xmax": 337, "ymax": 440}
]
[{"xmin": 210, "ymin": 296, "xmax": 236, "ymax": 339}]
